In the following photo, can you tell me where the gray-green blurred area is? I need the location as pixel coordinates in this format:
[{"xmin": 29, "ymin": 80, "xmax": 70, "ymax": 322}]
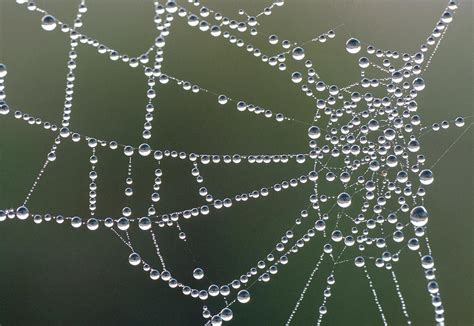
[{"xmin": 0, "ymin": 0, "xmax": 472, "ymax": 325}]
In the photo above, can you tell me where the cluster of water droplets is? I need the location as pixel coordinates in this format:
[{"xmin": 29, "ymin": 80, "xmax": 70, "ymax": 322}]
[{"xmin": 0, "ymin": 0, "xmax": 470, "ymax": 325}]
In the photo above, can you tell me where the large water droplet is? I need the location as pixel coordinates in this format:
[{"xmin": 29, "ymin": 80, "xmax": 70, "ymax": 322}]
[
  {"xmin": 41, "ymin": 15, "xmax": 57, "ymax": 31},
  {"xmin": 410, "ymin": 206, "xmax": 429, "ymax": 227},
  {"xmin": 337, "ymin": 192, "xmax": 352, "ymax": 208},
  {"xmin": 292, "ymin": 47, "xmax": 305, "ymax": 60},
  {"xmin": 128, "ymin": 252, "xmax": 141, "ymax": 266},
  {"xmin": 346, "ymin": 38, "xmax": 361, "ymax": 54},
  {"xmin": 237, "ymin": 289, "xmax": 250, "ymax": 303},
  {"xmin": 193, "ymin": 267, "xmax": 204, "ymax": 280},
  {"xmin": 16, "ymin": 206, "xmax": 29, "ymax": 220}
]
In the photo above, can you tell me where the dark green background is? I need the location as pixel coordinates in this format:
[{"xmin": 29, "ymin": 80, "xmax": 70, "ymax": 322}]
[{"xmin": 0, "ymin": 0, "xmax": 472, "ymax": 325}]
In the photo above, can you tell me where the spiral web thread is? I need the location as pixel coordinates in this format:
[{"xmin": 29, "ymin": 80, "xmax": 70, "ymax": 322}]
[{"xmin": 0, "ymin": 0, "xmax": 471, "ymax": 325}]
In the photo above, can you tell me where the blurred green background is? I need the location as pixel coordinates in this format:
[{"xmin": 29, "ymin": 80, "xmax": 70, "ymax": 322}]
[{"xmin": 0, "ymin": 0, "xmax": 472, "ymax": 325}]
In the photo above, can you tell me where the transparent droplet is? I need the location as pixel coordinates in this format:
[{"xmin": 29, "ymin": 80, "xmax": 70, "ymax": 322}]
[
  {"xmin": 454, "ymin": 117, "xmax": 464, "ymax": 127},
  {"xmin": 138, "ymin": 217, "xmax": 151, "ymax": 230},
  {"xmin": 41, "ymin": 15, "xmax": 57, "ymax": 31},
  {"xmin": 410, "ymin": 206, "xmax": 429, "ymax": 227},
  {"xmin": 16, "ymin": 206, "xmax": 29, "ymax": 220},
  {"xmin": 346, "ymin": 38, "xmax": 361, "ymax": 54},
  {"xmin": 139, "ymin": 143, "xmax": 151, "ymax": 156},
  {"xmin": 87, "ymin": 218, "xmax": 99, "ymax": 231},
  {"xmin": 354, "ymin": 256, "xmax": 365, "ymax": 267},
  {"xmin": 292, "ymin": 47, "xmax": 305, "ymax": 60},
  {"xmin": 319, "ymin": 305, "xmax": 327, "ymax": 314},
  {"xmin": 413, "ymin": 77, "xmax": 425, "ymax": 91},
  {"xmin": 291, "ymin": 72, "xmax": 302, "ymax": 83},
  {"xmin": 47, "ymin": 152, "xmax": 56, "ymax": 161},
  {"xmin": 308, "ymin": 126, "xmax": 321, "ymax": 139},
  {"xmin": 337, "ymin": 192, "xmax": 352, "ymax": 208},
  {"xmin": 0, "ymin": 63, "xmax": 7, "ymax": 78},
  {"xmin": 128, "ymin": 252, "xmax": 141, "ymax": 266},
  {"xmin": 237, "ymin": 289, "xmax": 250, "ymax": 303},
  {"xmin": 193, "ymin": 268, "xmax": 204, "ymax": 280},
  {"xmin": 117, "ymin": 217, "xmax": 130, "ymax": 230},
  {"xmin": 419, "ymin": 169, "xmax": 434, "ymax": 185},
  {"xmin": 421, "ymin": 255, "xmax": 434, "ymax": 269},
  {"xmin": 441, "ymin": 11, "xmax": 453, "ymax": 24},
  {"xmin": 220, "ymin": 308, "xmax": 233, "ymax": 321},
  {"xmin": 218, "ymin": 95, "xmax": 228, "ymax": 105},
  {"xmin": 210, "ymin": 315, "xmax": 222, "ymax": 325},
  {"xmin": 71, "ymin": 216, "xmax": 82, "ymax": 228}
]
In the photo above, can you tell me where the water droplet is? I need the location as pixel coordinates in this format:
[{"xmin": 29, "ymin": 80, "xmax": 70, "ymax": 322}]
[
  {"xmin": 308, "ymin": 126, "xmax": 321, "ymax": 139},
  {"xmin": 454, "ymin": 117, "xmax": 464, "ymax": 127},
  {"xmin": 139, "ymin": 217, "xmax": 151, "ymax": 230},
  {"xmin": 220, "ymin": 308, "xmax": 233, "ymax": 321},
  {"xmin": 337, "ymin": 192, "xmax": 351, "ymax": 208},
  {"xmin": 419, "ymin": 169, "xmax": 434, "ymax": 185},
  {"xmin": 346, "ymin": 38, "xmax": 361, "ymax": 54},
  {"xmin": 421, "ymin": 255, "xmax": 434, "ymax": 269},
  {"xmin": 237, "ymin": 289, "xmax": 250, "ymax": 303},
  {"xmin": 354, "ymin": 256, "xmax": 365, "ymax": 267},
  {"xmin": 71, "ymin": 216, "xmax": 82, "ymax": 228},
  {"xmin": 0, "ymin": 64, "xmax": 7, "ymax": 78},
  {"xmin": 218, "ymin": 95, "xmax": 228, "ymax": 105},
  {"xmin": 291, "ymin": 72, "xmax": 302, "ymax": 83},
  {"xmin": 193, "ymin": 267, "xmax": 204, "ymax": 280},
  {"xmin": 128, "ymin": 252, "xmax": 141, "ymax": 266},
  {"xmin": 41, "ymin": 15, "xmax": 57, "ymax": 31},
  {"xmin": 410, "ymin": 206, "xmax": 429, "ymax": 227},
  {"xmin": 292, "ymin": 47, "xmax": 305, "ymax": 60},
  {"xmin": 139, "ymin": 143, "xmax": 151, "ymax": 156},
  {"xmin": 16, "ymin": 206, "xmax": 29, "ymax": 220},
  {"xmin": 413, "ymin": 77, "xmax": 425, "ymax": 91}
]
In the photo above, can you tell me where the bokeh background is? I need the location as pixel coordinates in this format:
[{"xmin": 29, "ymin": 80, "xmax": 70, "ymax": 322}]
[{"xmin": 0, "ymin": 0, "xmax": 472, "ymax": 325}]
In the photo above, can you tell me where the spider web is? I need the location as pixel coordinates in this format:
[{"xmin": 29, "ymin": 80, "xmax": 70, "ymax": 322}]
[{"xmin": 0, "ymin": 0, "xmax": 471, "ymax": 325}]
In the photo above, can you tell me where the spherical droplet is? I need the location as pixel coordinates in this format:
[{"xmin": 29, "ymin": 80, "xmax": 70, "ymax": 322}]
[
  {"xmin": 407, "ymin": 238, "xmax": 420, "ymax": 250},
  {"xmin": 138, "ymin": 217, "xmax": 151, "ymax": 230},
  {"xmin": 292, "ymin": 47, "xmax": 305, "ymax": 60},
  {"xmin": 117, "ymin": 217, "xmax": 130, "ymax": 231},
  {"xmin": 210, "ymin": 315, "xmax": 222, "ymax": 326},
  {"xmin": 410, "ymin": 206, "xmax": 429, "ymax": 227},
  {"xmin": 218, "ymin": 95, "xmax": 228, "ymax": 105},
  {"xmin": 413, "ymin": 77, "xmax": 425, "ymax": 91},
  {"xmin": 47, "ymin": 152, "xmax": 56, "ymax": 161},
  {"xmin": 41, "ymin": 15, "xmax": 57, "ymax": 31},
  {"xmin": 455, "ymin": 117, "xmax": 465, "ymax": 127},
  {"xmin": 237, "ymin": 289, "xmax": 250, "ymax": 303},
  {"xmin": 337, "ymin": 192, "xmax": 352, "ymax": 208},
  {"xmin": 193, "ymin": 267, "xmax": 204, "ymax": 280},
  {"xmin": 138, "ymin": 143, "xmax": 151, "ymax": 156},
  {"xmin": 308, "ymin": 126, "xmax": 321, "ymax": 139},
  {"xmin": 16, "ymin": 206, "xmax": 29, "ymax": 220},
  {"xmin": 86, "ymin": 218, "xmax": 99, "ymax": 231},
  {"xmin": 0, "ymin": 63, "xmax": 7, "ymax": 78},
  {"xmin": 165, "ymin": 0, "xmax": 178, "ymax": 13},
  {"xmin": 71, "ymin": 216, "xmax": 82, "ymax": 228},
  {"xmin": 319, "ymin": 305, "xmax": 327, "ymax": 314},
  {"xmin": 354, "ymin": 256, "xmax": 365, "ymax": 267},
  {"xmin": 291, "ymin": 72, "xmax": 302, "ymax": 83},
  {"xmin": 441, "ymin": 11, "xmax": 453, "ymax": 24},
  {"xmin": 419, "ymin": 169, "xmax": 434, "ymax": 185},
  {"xmin": 128, "ymin": 252, "xmax": 141, "ymax": 266},
  {"xmin": 421, "ymin": 255, "xmax": 434, "ymax": 269},
  {"xmin": 346, "ymin": 38, "xmax": 361, "ymax": 54},
  {"xmin": 220, "ymin": 308, "xmax": 233, "ymax": 321}
]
